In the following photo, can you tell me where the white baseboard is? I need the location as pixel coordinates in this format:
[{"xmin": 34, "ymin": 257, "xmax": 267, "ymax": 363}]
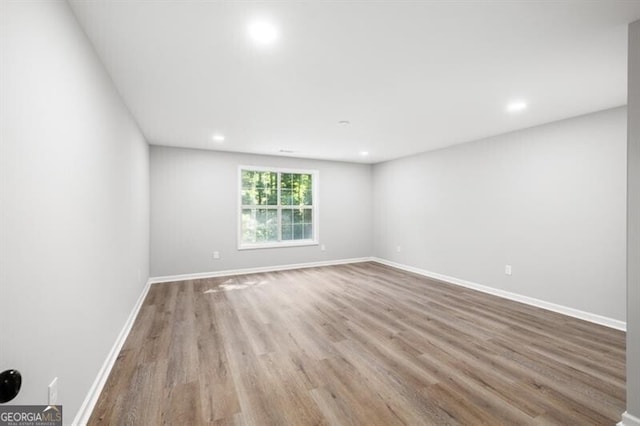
[
  {"xmin": 619, "ymin": 411, "xmax": 640, "ymax": 426},
  {"xmin": 72, "ymin": 279, "xmax": 152, "ymax": 426},
  {"xmin": 372, "ymin": 257, "xmax": 626, "ymax": 331},
  {"xmin": 148, "ymin": 257, "xmax": 374, "ymax": 284}
]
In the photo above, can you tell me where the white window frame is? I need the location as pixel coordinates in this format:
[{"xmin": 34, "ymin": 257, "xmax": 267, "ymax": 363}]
[{"xmin": 238, "ymin": 165, "xmax": 319, "ymax": 250}]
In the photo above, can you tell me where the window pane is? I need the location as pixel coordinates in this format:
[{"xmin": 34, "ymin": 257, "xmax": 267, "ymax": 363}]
[
  {"xmin": 282, "ymin": 208, "xmax": 293, "ymax": 240},
  {"xmin": 241, "ymin": 170, "xmax": 255, "ymax": 204},
  {"xmin": 260, "ymin": 209, "xmax": 278, "ymax": 242},
  {"xmin": 241, "ymin": 170, "xmax": 277, "ymax": 205},
  {"xmin": 279, "ymin": 207, "xmax": 313, "ymax": 241},
  {"xmin": 281, "ymin": 189, "xmax": 293, "ymax": 206},
  {"xmin": 291, "ymin": 174, "xmax": 302, "ymax": 205},
  {"xmin": 303, "ymin": 208, "xmax": 312, "ymax": 223},
  {"xmin": 282, "ymin": 224, "xmax": 293, "ymax": 240},
  {"xmin": 282, "ymin": 209, "xmax": 292, "ymax": 226},
  {"xmin": 300, "ymin": 174, "xmax": 312, "ymax": 205},
  {"xmin": 241, "ymin": 208, "xmax": 278, "ymax": 243},
  {"xmin": 241, "ymin": 209, "xmax": 256, "ymax": 243},
  {"xmin": 281, "ymin": 173, "xmax": 293, "ymax": 190},
  {"xmin": 303, "ymin": 224, "xmax": 313, "ymax": 239},
  {"xmin": 241, "ymin": 170, "xmax": 255, "ymax": 188},
  {"xmin": 279, "ymin": 173, "xmax": 313, "ymax": 206}
]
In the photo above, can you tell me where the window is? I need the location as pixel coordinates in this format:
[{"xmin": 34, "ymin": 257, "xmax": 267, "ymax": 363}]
[{"xmin": 239, "ymin": 166, "xmax": 318, "ymax": 249}]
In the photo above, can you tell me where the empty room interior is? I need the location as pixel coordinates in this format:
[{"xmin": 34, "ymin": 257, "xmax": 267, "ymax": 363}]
[{"xmin": 3, "ymin": 0, "xmax": 640, "ymax": 425}]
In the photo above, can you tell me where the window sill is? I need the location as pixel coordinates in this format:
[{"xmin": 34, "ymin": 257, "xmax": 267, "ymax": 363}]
[{"xmin": 238, "ymin": 240, "xmax": 319, "ymax": 250}]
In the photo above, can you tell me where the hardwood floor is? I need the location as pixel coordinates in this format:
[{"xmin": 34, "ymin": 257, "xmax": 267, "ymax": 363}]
[{"xmin": 89, "ymin": 262, "xmax": 626, "ymax": 425}]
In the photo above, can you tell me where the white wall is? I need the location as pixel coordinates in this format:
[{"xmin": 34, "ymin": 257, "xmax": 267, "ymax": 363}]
[
  {"xmin": 373, "ymin": 107, "xmax": 627, "ymax": 322},
  {"xmin": 150, "ymin": 146, "xmax": 372, "ymax": 277},
  {"xmin": 624, "ymin": 19, "xmax": 640, "ymax": 426},
  {"xmin": 0, "ymin": 0, "xmax": 149, "ymax": 420}
]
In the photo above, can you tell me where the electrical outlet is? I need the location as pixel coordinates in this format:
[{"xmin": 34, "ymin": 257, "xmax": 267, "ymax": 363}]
[
  {"xmin": 320, "ymin": 244, "xmax": 326, "ymax": 251},
  {"xmin": 396, "ymin": 246, "xmax": 402, "ymax": 253},
  {"xmin": 505, "ymin": 265, "xmax": 512, "ymax": 276},
  {"xmin": 48, "ymin": 377, "xmax": 58, "ymax": 405},
  {"xmin": 213, "ymin": 251, "xmax": 220, "ymax": 260}
]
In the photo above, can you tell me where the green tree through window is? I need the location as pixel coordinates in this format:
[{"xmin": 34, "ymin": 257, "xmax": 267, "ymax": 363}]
[{"xmin": 240, "ymin": 168, "xmax": 317, "ymax": 247}]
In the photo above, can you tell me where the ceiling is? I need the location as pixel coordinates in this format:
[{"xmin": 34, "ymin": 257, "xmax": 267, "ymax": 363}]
[{"xmin": 69, "ymin": 1, "xmax": 640, "ymax": 164}]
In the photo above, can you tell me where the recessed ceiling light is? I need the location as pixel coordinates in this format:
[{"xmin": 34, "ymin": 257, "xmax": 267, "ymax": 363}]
[
  {"xmin": 212, "ymin": 134, "xmax": 225, "ymax": 142},
  {"xmin": 506, "ymin": 101, "xmax": 527, "ymax": 113},
  {"xmin": 248, "ymin": 20, "xmax": 278, "ymax": 45},
  {"xmin": 338, "ymin": 120, "xmax": 350, "ymax": 125},
  {"xmin": 360, "ymin": 151, "xmax": 369, "ymax": 156}
]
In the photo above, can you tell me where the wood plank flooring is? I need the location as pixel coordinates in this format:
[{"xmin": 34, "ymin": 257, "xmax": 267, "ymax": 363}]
[{"xmin": 88, "ymin": 262, "xmax": 626, "ymax": 425}]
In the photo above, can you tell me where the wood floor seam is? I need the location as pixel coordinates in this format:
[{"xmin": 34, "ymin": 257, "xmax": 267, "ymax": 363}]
[{"xmin": 88, "ymin": 262, "xmax": 626, "ymax": 425}]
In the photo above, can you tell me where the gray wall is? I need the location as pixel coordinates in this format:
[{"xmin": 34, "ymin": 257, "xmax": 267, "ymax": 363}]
[
  {"xmin": 150, "ymin": 146, "xmax": 372, "ymax": 277},
  {"xmin": 626, "ymin": 19, "xmax": 640, "ymax": 425},
  {"xmin": 373, "ymin": 107, "xmax": 627, "ymax": 322},
  {"xmin": 0, "ymin": 0, "xmax": 149, "ymax": 420}
]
